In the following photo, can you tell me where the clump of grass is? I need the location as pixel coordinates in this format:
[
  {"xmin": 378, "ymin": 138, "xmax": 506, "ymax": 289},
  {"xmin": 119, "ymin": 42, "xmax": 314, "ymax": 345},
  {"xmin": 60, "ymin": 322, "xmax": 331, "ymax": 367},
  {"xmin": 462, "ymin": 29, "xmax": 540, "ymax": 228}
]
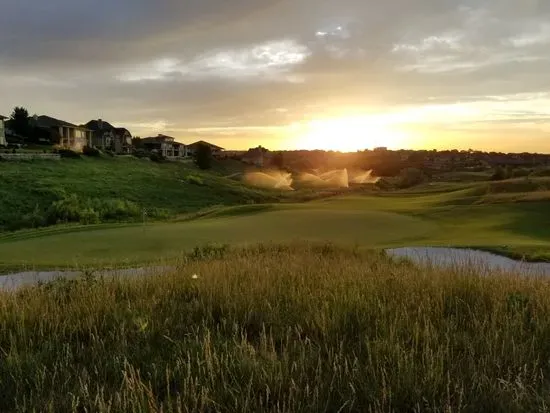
[{"xmin": 2, "ymin": 242, "xmax": 550, "ymax": 412}]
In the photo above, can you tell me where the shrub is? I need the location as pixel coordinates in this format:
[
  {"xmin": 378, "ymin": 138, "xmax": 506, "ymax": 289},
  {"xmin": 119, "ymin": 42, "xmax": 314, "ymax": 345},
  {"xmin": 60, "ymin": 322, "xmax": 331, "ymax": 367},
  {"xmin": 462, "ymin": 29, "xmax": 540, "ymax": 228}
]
[
  {"xmin": 491, "ymin": 166, "xmax": 508, "ymax": 181},
  {"xmin": 46, "ymin": 195, "xmax": 143, "ymax": 225},
  {"xmin": 511, "ymin": 168, "xmax": 532, "ymax": 178},
  {"xmin": 532, "ymin": 168, "xmax": 550, "ymax": 177},
  {"xmin": 57, "ymin": 149, "xmax": 81, "ymax": 159},
  {"xmin": 91, "ymin": 198, "xmax": 141, "ymax": 221},
  {"xmin": 133, "ymin": 149, "xmax": 149, "ymax": 159},
  {"xmin": 188, "ymin": 243, "xmax": 229, "ymax": 260},
  {"xmin": 194, "ymin": 143, "xmax": 213, "ymax": 170},
  {"xmin": 82, "ymin": 146, "xmax": 101, "ymax": 157},
  {"xmin": 397, "ymin": 168, "xmax": 425, "ymax": 188},
  {"xmin": 79, "ymin": 208, "xmax": 100, "ymax": 225},
  {"xmin": 150, "ymin": 152, "xmax": 166, "ymax": 163},
  {"xmin": 47, "ymin": 194, "xmax": 84, "ymax": 224}
]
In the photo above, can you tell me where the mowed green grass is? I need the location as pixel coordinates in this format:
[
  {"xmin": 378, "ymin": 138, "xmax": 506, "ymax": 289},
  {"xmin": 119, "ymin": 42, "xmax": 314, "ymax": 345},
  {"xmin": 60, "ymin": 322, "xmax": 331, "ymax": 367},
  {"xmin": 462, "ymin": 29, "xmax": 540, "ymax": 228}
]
[
  {"xmin": 1, "ymin": 178, "xmax": 550, "ymax": 269},
  {"xmin": 0, "ymin": 157, "xmax": 273, "ymax": 230},
  {"xmin": 4, "ymin": 243, "xmax": 550, "ymax": 412}
]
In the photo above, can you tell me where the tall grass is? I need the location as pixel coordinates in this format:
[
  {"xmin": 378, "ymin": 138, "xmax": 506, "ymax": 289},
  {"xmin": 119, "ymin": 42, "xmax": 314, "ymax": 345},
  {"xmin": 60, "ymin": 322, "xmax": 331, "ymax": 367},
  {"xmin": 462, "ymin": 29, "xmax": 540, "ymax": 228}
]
[{"xmin": 1, "ymin": 243, "xmax": 550, "ymax": 412}]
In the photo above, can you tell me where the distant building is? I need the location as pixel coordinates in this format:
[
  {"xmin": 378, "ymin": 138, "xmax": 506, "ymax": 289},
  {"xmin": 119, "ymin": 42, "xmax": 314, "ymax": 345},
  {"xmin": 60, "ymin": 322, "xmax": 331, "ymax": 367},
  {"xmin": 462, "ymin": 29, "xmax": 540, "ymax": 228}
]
[
  {"xmin": 85, "ymin": 119, "xmax": 132, "ymax": 154},
  {"xmin": 33, "ymin": 115, "xmax": 92, "ymax": 152},
  {"xmin": 141, "ymin": 134, "xmax": 186, "ymax": 158},
  {"xmin": 187, "ymin": 140, "xmax": 224, "ymax": 157},
  {"xmin": 0, "ymin": 115, "xmax": 6, "ymax": 146}
]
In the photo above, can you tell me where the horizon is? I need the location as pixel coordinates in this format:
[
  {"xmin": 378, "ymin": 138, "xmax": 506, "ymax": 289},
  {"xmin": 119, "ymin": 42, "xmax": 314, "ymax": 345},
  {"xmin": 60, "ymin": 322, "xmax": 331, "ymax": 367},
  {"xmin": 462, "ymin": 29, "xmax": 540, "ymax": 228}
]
[{"xmin": 1, "ymin": 1, "xmax": 549, "ymax": 153}]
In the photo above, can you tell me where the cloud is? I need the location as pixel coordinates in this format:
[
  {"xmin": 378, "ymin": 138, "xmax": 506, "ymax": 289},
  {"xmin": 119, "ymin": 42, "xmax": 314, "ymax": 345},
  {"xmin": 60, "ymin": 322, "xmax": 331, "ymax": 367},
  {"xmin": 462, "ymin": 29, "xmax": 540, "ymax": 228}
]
[{"xmin": 0, "ymin": 0, "xmax": 549, "ymax": 150}]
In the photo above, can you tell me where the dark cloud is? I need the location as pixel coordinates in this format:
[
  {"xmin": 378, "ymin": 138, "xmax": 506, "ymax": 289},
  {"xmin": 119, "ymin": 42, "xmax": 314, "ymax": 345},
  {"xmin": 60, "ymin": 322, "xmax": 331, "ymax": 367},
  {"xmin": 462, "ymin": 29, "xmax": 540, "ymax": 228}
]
[{"xmin": 0, "ymin": 0, "xmax": 549, "ymax": 150}]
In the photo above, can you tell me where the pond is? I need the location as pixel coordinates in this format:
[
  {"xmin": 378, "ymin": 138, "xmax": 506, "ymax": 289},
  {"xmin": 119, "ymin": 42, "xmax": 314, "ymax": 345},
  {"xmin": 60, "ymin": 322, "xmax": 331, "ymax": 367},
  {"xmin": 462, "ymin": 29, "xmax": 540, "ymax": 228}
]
[
  {"xmin": 386, "ymin": 247, "xmax": 550, "ymax": 276},
  {"xmin": 2, "ymin": 248, "xmax": 550, "ymax": 290}
]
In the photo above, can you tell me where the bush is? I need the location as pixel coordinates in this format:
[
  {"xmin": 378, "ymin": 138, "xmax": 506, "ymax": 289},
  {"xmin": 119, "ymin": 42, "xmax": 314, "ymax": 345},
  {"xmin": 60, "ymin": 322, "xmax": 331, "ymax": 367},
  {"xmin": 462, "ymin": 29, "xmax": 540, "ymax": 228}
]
[
  {"xmin": 133, "ymin": 149, "xmax": 149, "ymax": 159},
  {"xmin": 194, "ymin": 143, "xmax": 213, "ymax": 170},
  {"xmin": 82, "ymin": 146, "xmax": 101, "ymax": 157},
  {"xmin": 57, "ymin": 149, "xmax": 81, "ymax": 159},
  {"xmin": 511, "ymin": 168, "xmax": 532, "ymax": 178},
  {"xmin": 532, "ymin": 168, "xmax": 550, "ymax": 177},
  {"xmin": 46, "ymin": 195, "xmax": 144, "ymax": 225},
  {"xmin": 79, "ymin": 208, "xmax": 101, "ymax": 225},
  {"xmin": 491, "ymin": 166, "xmax": 508, "ymax": 181},
  {"xmin": 150, "ymin": 152, "xmax": 166, "ymax": 163},
  {"xmin": 397, "ymin": 168, "xmax": 425, "ymax": 188}
]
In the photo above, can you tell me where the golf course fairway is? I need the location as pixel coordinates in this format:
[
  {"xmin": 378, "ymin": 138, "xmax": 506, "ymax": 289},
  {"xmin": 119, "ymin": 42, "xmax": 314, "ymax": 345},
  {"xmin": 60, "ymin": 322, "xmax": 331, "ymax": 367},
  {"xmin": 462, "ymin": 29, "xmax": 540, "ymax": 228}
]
[{"xmin": 1, "ymin": 189, "xmax": 549, "ymax": 270}]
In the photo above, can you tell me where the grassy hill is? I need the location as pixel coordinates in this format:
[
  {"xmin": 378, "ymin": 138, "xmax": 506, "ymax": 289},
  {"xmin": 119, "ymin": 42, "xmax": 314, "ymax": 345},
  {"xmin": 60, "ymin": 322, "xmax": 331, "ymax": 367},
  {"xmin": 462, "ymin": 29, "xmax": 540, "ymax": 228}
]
[
  {"xmin": 3, "ymin": 243, "xmax": 550, "ymax": 412},
  {"xmin": 1, "ymin": 177, "xmax": 549, "ymax": 270},
  {"xmin": 0, "ymin": 157, "xmax": 276, "ymax": 231}
]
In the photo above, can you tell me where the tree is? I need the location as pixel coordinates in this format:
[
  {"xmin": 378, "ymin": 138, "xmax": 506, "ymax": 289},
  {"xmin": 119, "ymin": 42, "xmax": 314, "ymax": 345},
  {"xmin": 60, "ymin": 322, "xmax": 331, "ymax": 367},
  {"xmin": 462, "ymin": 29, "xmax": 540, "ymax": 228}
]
[
  {"xmin": 272, "ymin": 152, "xmax": 285, "ymax": 169},
  {"xmin": 194, "ymin": 143, "xmax": 213, "ymax": 170},
  {"xmin": 491, "ymin": 166, "xmax": 508, "ymax": 181},
  {"xmin": 10, "ymin": 107, "xmax": 30, "ymax": 138}
]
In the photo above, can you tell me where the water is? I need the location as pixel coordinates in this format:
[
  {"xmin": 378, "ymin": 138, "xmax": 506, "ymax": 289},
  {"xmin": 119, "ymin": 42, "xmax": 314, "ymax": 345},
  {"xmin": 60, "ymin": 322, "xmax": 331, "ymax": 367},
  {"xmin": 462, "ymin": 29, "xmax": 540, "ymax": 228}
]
[
  {"xmin": 245, "ymin": 169, "xmax": 378, "ymax": 190},
  {"xmin": 242, "ymin": 171, "xmax": 294, "ymax": 191},
  {"xmin": 0, "ymin": 266, "xmax": 174, "ymax": 291},
  {"xmin": 387, "ymin": 247, "xmax": 550, "ymax": 276},
  {"xmin": 3, "ymin": 248, "xmax": 549, "ymax": 291}
]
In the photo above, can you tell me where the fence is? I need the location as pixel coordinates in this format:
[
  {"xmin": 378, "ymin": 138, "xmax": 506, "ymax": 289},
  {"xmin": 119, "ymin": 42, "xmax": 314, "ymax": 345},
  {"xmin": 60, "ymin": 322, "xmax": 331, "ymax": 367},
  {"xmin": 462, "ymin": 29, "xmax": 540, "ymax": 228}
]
[{"xmin": 0, "ymin": 153, "xmax": 61, "ymax": 161}]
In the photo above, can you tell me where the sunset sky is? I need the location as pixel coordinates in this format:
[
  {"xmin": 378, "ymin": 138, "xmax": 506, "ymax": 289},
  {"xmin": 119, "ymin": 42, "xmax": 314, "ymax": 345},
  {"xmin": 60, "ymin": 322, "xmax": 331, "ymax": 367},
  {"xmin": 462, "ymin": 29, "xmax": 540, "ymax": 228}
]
[{"xmin": 1, "ymin": 0, "xmax": 549, "ymax": 152}]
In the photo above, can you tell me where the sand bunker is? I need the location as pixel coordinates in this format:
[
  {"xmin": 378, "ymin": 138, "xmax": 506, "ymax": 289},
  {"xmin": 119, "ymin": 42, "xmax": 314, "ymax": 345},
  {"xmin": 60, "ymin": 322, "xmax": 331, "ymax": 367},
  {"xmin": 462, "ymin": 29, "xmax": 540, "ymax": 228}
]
[{"xmin": 242, "ymin": 171, "xmax": 294, "ymax": 191}]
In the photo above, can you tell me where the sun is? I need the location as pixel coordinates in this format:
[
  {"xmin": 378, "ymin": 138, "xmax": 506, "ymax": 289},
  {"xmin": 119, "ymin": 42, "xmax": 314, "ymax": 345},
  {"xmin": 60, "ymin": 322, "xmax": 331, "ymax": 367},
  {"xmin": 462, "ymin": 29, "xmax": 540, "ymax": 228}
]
[{"xmin": 294, "ymin": 115, "xmax": 409, "ymax": 152}]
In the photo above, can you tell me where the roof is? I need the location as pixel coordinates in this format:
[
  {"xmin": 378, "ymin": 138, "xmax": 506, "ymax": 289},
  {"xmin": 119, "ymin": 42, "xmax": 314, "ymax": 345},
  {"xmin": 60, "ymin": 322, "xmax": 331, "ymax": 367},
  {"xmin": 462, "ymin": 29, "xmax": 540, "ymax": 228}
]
[
  {"xmin": 113, "ymin": 127, "xmax": 131, "ymax": 135},
  {"xmin": 0, "ymin": 115, "xmax": 7, "ymax": 120},
  {"xmin": 142, "ymin": 134, "xmax": 177, "ymax": 143},
  {"xmin": 85, "ymin": 119, "xmax": 115, "ymax": 131},
  {"xmin": 188, "ymin": 140, "xmax": 224, "ymax": 150},
  {"xmin": 34, "ymin": 115, "xmax": 90, "ymax": 130}
]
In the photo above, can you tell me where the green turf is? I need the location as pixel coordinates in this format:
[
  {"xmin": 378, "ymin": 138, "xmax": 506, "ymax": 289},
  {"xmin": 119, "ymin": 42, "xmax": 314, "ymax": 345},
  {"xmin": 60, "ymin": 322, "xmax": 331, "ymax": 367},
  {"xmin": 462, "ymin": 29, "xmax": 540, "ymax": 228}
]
[
  {"xmin": 1, "ymin": 179, "xmax": 549, "ymax": 270},
  {"xmin": 0, "ymin": 157, "xmax": 275, "ymax": 231}
]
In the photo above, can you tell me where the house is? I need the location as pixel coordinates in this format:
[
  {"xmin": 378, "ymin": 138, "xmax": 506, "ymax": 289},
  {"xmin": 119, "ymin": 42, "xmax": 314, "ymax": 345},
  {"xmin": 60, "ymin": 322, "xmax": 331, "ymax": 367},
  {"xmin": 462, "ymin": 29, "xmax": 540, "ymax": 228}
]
[
  {"xmin": 85, "ymin": 119, "xmax": 132, "ymax": 154},
  {"xmin": 0, "ymin": 115, "xmax": 6, "ymax": 147},
  {"xmin": 141, "ymin": 134, "xmax": 186, "ymax": 158},
  {"xmin": 242, "ymin": 146, "xmax": 271, "ymax": 167},
  {"xmin": 187, "ymin": 141, "xmax": 224, "ymax": 157},
  {"xmin": 113, "ymin": 128, "xmax": 132, "ymax": 154},
  {"xmin": 33, "ymin": 115, "xmax": 92, "ymax": 152}
]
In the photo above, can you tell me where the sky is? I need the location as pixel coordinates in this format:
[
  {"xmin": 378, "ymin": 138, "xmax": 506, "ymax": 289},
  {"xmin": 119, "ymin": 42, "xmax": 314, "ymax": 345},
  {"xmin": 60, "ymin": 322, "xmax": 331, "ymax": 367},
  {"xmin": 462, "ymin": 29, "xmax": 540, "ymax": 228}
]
[{"xmin": 1, "ymin": 0, "xmax": 549, "ymax": 152}]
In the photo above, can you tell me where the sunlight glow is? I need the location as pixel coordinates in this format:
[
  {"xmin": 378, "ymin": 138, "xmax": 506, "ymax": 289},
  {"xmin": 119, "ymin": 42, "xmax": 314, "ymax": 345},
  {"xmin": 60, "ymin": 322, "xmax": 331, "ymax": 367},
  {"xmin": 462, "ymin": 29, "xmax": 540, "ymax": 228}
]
[{"xmin": 295, "ymin": 116, "xmax": 410, "ymax": 152}]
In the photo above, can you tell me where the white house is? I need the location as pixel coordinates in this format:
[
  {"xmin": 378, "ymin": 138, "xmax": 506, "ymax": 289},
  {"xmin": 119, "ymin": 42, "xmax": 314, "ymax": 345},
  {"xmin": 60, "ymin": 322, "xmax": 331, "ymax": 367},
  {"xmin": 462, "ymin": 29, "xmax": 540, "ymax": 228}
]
[
  {"xmin": 34, "ymin": 115, "xmax": 92, "ymax": 152},
  {"xmin": 0, "ymin": 115, "xmax": 7, "ymax": 146}
]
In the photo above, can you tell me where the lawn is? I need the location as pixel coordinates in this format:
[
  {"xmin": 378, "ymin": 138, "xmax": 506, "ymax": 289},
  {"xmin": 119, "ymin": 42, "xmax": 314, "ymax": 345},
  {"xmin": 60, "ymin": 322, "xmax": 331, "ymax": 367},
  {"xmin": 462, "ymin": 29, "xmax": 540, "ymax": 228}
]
[
  {"xmin": 0, "ymin": 157, "xmax": 275, "ymax": 231},
  {"xmin": 1, "ymin": 179, "xmax": 549, "ymax": 270},
  {"xmin": 2, "ymin": 243, "xmax": 550, "ymax": 412}
]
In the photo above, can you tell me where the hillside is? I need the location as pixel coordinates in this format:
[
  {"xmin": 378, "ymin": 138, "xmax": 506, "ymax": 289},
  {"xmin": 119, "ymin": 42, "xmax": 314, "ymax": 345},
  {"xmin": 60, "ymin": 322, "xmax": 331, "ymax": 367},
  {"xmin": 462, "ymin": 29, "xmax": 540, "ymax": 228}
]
[
  {"xmin": 0, "ymin": 157, "xmax": 275, "ymax": 231},
  {"xmin": 1, "ymin": 176, "xmax": 550, "ymax": 271}
]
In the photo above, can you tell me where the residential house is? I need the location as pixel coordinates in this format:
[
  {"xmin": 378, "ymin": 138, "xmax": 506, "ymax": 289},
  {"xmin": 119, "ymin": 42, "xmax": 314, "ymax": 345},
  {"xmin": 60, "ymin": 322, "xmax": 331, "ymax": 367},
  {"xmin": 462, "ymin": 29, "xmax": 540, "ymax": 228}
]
[
  {"xmin": 33, "ymin": 115, "xmax": 92, "ymax": 152},
  {"xmin": 187, "ymin": 140, "xmax": 224, "ymax": 157},
  {"xmin": 113, "ymin": 128, "xmax": 132, "ymax": 154},
  {"xmin": 85, "ymin": 119, "xmax": 132, "ymax": 154},
  {"xmin": 0, "ymin": 115, "xmax": 6, "ymax": 146},
  {"xmin": 141, "ymin": 134, "xmax": 186, "ymax": 158}
]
